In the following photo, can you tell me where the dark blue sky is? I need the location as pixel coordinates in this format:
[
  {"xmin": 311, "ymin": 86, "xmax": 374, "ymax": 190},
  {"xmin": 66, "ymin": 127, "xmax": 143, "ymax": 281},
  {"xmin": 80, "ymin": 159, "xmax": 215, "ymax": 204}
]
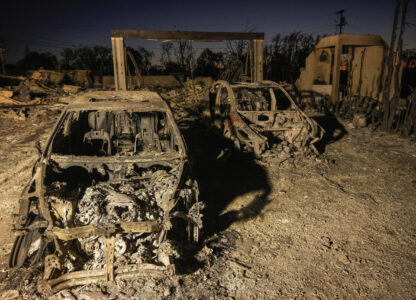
[{"xmin": 1, "ymin": 0, "xmax": 415, "ymax": 63}]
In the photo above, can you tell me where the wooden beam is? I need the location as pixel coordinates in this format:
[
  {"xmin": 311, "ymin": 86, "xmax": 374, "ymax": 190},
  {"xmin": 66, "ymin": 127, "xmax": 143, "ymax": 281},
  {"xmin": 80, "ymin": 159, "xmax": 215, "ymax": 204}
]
[
  {"xmin": 252, "ymin": 39, "xmax": 264, "ymax": 82},
  {"xmin": 111, "ymin": 30, "xmax": 265, "ymax": 89},
  {"xmin": 126, "ymin": 50, "xmax": 144, "ymax": 87},
  {"xmin": 111, "ymin": 30, "xmax": 264, "ymax": 42},
  {"xmin": 111, "ymin": 37, "xmax": 127, "ymax": 91}
]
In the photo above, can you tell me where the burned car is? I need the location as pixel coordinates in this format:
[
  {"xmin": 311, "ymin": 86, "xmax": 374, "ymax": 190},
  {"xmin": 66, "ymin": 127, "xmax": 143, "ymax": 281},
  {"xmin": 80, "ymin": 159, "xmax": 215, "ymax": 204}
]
[
  {"xmin": 210, "ymin": 80, "xmax": 324, "ymax": 158},
  {"xmin": 9, "ymin": 91, "xmax": 203, "ymax": 294}
]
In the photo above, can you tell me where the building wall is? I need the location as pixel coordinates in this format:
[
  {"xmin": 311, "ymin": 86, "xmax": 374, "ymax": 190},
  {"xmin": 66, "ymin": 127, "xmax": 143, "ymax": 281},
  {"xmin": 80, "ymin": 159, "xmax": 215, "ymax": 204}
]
[
  {"xmin": 296, "ymin": 53, "xmax": 315, "ymax": 91},
  {"xmin": 313, "ymin": 48, "xmax": 332, "ymax": 85},
  {"xmin": 351, "ymin": 46, "xmax": 384, "ymax": 99},
  {"xmin": 296, "ymin": 48, "xmax": 333, "ymax": 92}
]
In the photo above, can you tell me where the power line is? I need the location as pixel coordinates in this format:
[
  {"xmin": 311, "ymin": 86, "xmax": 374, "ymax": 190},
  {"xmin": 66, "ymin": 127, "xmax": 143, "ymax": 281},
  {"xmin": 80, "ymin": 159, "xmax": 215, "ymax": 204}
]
[
  {"xmin": 171, "ymin": 11, "xmax": 338, "ymax": 29},
  {"xmin": 310, "ymin": 26, "xmax": 336, "ymax": 35},
  {"xmin": 336, "ymin": 9, "xmax": 347, "ymax": 34},
  {"xmin": 2, "ymin": 33, "xmax": 88, "ymax": 49},
  {"xmin": 5, "ymin": 37, "xmax": 78, "ymax": 50}
]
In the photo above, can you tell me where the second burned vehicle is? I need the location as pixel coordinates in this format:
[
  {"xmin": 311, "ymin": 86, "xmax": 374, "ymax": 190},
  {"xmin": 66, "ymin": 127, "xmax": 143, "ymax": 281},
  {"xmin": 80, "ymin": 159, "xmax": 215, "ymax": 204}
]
[
  {"xmin": 9, "ymin": 91, "xmax": 203, "ymax": 294},
  {"xmin": 210, "ymin": 81, "xmax": 324, "ymax": 158}
]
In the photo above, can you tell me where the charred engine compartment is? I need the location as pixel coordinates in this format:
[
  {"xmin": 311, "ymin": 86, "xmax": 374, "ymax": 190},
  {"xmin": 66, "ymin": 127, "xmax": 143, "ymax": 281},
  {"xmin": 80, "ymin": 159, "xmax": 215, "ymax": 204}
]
[
  {"xmin": 20, "ymin": 159, "xmax": 203, "ymax": 293},
  {"xmin": 43, "ymin": 161, "xmax": 197, "ymax": 272}
]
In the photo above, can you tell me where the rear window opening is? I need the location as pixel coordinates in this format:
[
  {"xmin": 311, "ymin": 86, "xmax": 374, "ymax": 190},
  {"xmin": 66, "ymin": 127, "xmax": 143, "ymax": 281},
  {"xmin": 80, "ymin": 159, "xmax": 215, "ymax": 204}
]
[
  {"xmin": 234, "ymin": 88, "xmax": 272, "ymax": 111},
  {"xmin": 233, "ymin": 87, "xmax": 293, "ymax": 111}
]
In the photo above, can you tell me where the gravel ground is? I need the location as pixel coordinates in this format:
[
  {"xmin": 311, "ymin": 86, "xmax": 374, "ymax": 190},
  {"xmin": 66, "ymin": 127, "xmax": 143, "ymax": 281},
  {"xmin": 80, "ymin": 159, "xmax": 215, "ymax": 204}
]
[{"xmin": 0, "ymin": 104, "xmax": 415, "ymax": 299}]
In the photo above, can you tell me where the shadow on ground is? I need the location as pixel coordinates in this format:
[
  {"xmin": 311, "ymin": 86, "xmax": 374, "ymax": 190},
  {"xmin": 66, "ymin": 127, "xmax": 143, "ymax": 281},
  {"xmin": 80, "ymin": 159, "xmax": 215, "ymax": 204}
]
[
  {"xmin": 173, "ymin": 123, "xmax": 271, "ymax": 273},
  {"xmin": 173, "ymin": 111, "xmax": 346, "ymax": 274},
  {"xmin": 312, "ymin": 112, "xmax": 348, "ymax": 153},
  {"xmin": 185, "ymin": 126, "xmax": 271, "ymax": 236}
]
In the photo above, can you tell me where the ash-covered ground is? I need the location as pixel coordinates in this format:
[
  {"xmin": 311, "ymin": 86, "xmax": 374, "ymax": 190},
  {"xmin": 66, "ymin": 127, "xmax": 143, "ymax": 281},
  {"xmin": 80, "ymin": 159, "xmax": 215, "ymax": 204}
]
[{"xmin": 0, "ymin": 101, "xmax": 415, "ymax": 299}]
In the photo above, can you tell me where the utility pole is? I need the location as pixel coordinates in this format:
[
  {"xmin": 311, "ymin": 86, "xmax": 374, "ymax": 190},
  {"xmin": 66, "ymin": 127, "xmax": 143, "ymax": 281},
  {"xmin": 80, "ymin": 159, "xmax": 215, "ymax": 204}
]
[
  {"xmin": 0, "ymin": 48, "xmax": 5, "ymax": 75},
  {"xmin": 336, "ymin": 9, "xmax": 347, "ymax": 34}
]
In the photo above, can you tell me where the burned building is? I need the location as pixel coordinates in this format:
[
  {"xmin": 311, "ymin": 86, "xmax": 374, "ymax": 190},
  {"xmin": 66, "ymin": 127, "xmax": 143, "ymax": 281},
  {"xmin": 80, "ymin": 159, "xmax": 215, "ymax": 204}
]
[{"xmin": 296, "ymin": 34, "xmax": 393, "ymax": 102}]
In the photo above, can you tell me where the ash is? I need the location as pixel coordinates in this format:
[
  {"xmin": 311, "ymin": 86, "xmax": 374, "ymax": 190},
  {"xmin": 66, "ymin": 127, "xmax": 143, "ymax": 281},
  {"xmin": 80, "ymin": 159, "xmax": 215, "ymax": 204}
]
[{"xmin": 53, "ymin": 166, "xmax": 180, "ymax": 271}]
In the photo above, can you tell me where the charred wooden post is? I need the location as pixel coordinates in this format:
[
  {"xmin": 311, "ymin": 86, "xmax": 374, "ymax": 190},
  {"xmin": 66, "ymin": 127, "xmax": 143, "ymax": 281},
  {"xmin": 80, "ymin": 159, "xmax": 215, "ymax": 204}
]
[
  {"xmin": 251, "ymin": 39, "xmax": 264, "ymax": 82},
  {"xmin": 111, "ymin": 37, "xmax": 127, "ymax": 91},
  {"xmin": 386, "ymin": 0, "xmax": 409, "ymax": 132},
  {"xmin": 381, "ymin": 0, "xmax": 401, "ymax": 131}
]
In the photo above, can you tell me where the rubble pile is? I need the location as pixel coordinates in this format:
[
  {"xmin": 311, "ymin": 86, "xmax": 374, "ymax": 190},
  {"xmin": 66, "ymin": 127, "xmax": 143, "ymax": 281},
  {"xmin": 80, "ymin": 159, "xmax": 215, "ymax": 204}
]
[
  {"xmin": 160, "ymin": 77, "xmax": 213, "ymax": 123},
  {"xmin": 0, "ymin": 83, "xmax": 43, "ymax": 120},
  {"xmin": 27, "ymin": 70, "xmax": 92, "ymax": 88},
  {"xmin": 45, "ymin": 165, "xmax": 181, "ymax": 272},
  {"xmin": 52, "ymin": 230, "xmax": 245, "ymax": 299},
  {"xmin": 0, "ymin": 70, "xmax": 88, "ymax": 121},
  {"xmin": 74, "ymin": 182, "xmax": 164, "ymax": 226}
]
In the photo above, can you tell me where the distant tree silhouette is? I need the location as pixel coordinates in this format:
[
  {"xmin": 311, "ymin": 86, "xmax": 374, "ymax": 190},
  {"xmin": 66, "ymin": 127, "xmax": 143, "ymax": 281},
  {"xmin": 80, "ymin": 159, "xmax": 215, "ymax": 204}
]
[
  {"xmin": 16, "ymin": 51, "xmax": 58, "ymax": 71},
  {"xmin": 264, "ymin": 31, "xmax": 320, "ymax": 83},
  {"xmin": 161, "ymin": 42, "xmax": 174, "ymax": 66},
  {"xmin": 92, "ymin": 46, "xmax": 113, "ymax": 76},
  {"xmin": 126, "ymin": 46, "xmax": 153, "ymax": 75},
  {"xmin": 195, "ymin": 48, "xmax": 224, "ymax": 78},
  {"xmin": 6, "ymin": 31, "xmax": 329, "ymax": 82},
  {"xmin": 60, "ymin": 47, "xmax": 113, "ymax": 75},
  {"xmin": 160, "ymin": 42, "xmax": 182, "ymax": 74}
]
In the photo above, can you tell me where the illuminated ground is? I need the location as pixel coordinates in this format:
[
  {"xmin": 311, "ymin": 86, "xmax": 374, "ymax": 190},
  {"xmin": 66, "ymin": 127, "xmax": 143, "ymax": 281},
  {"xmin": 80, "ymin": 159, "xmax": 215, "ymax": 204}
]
[{"xmin": 0, "ymin": 103, "xmax": 415, "ymax": 299}]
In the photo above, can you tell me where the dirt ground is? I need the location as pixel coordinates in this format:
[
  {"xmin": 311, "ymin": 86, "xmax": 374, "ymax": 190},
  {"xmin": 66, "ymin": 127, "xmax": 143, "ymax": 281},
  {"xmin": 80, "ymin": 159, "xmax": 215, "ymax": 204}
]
[{"xmin": 0, "ymin": 104, "xmax": 415, "ymax": 299}]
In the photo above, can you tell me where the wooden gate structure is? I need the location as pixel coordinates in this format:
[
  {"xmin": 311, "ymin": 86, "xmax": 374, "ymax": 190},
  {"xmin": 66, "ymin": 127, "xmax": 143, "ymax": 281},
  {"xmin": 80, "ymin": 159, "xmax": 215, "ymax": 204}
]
[{"xmin": 111, "ymin": 29, "xmax": 264, "ymax": 90}]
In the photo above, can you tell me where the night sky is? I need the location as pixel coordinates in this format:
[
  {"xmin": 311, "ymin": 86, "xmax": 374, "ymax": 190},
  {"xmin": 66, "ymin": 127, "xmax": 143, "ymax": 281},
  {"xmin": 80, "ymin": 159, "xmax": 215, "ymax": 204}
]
[{"xmin": 1, "ymin": 0, "xmax": 415, "ymax": 63}]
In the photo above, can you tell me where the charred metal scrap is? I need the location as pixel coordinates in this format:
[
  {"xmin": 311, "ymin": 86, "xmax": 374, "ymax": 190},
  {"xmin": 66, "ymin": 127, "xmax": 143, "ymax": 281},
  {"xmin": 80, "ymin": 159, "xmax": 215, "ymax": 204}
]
[
  {"xmin": 210, "ymin": 80, "xmax": 324, "ymax": 159},
  {"xmin": 8, "ymin": 91, "xmax": 203, "ymax": 295}
]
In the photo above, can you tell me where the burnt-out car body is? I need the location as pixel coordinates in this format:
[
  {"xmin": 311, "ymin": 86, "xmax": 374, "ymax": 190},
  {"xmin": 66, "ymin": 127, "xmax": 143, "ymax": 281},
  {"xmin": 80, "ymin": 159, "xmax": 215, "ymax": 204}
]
[
  {"xmin": 9, "ymin": 91, "xmax": 203, "ymax": 294},
  {"xmin": 210, "ymin": 81, "xmax": 324, "ymax": 158}
]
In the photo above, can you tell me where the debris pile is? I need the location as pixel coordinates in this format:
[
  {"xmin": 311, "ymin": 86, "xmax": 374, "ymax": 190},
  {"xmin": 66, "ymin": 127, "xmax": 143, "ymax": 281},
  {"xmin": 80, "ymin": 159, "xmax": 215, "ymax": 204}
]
[
  {"xmin": 160, "ymin": 77, "xmax": 213, "ymax": 123},
  {"xmin": 28, "ymin": 70, "xmax": 92, "ymax": 88},
  {"xmin": 0, "ymin": 70, "xmax": 87, "ymax": 121},
  {"xmin": 74, "ymin": 184, "xmax": 161, "ymax": 226},
  {"xmin": 30, "ymin": 70, "xmax": 66, "ymax": 85},
  {"xmin": 38, "ymin": 230, "xmax": 242, "ymax": 299},
  {"xmin": 45, "ymin": 165, "xmax": 180, "ymax": 273},
  {"xmin": 0, "ymin": 82, "xmax": 42, "ymax": 120}
]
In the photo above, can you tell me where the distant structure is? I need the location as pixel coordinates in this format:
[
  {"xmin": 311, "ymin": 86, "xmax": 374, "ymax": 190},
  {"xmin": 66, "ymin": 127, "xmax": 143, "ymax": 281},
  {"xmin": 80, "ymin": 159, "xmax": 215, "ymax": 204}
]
[{"xmin": 295, "ymin": 34, "xmax": 404, "ymax": 103}]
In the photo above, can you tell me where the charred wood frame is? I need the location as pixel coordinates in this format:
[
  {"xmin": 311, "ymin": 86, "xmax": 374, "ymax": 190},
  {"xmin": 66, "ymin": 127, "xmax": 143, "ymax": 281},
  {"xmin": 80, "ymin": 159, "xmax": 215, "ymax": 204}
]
[{"xmin": 110, "ymin": 30, "xmax": 265, "ymax": 90}]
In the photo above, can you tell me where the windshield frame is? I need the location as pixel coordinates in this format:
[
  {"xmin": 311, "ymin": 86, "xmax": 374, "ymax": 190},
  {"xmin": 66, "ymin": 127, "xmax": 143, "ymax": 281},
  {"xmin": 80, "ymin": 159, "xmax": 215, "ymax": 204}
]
[{"xmin": 44, "ymin": 106, "xmax": 187, "ymax": 161}]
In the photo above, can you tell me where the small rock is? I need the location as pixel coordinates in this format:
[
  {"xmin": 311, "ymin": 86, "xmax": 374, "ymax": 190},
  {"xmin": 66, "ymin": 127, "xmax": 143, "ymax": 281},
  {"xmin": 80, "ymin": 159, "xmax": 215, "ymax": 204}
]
[{"xmin": 353, "ymin": 113, "xmax": 367, "ymax": 128}]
